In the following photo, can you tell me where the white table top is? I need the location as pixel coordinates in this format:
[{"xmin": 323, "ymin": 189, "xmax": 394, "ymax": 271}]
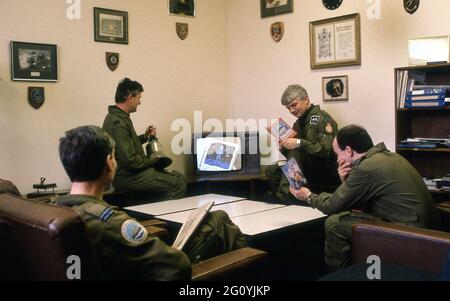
[
  {"xmin": 156, "ymin": 200, "xmax": 286, "ymax": 224},
  {"xmin": 230, "ymin": 205, "xmax": 326, "ymax": 236},
  {"xmin": 124, "ymin": 194, "xmax": 245, "ymax": 216}
]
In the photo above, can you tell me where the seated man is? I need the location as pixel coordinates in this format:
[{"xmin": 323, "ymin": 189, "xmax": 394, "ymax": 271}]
[
  {"xmin": 53, "ymin": 125, "xmax": 247, "ymax": 280},
  {"xmin": 102, "ymin": 78, "xmax": 186, "ymax": 200},
  {"xmin": 289, "ymin": 125, "xmax": 441, "ymax": 271},
  {"xmin": 265, "ymin": 84, "xmax": 340, "ymax": 203}
]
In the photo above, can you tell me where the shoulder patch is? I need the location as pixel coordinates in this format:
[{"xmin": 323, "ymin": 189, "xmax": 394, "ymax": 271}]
[
  {"xmin": 121, "ymin": 219, "xmax": 148, "ymax": 244},
  {"xmin": 325, "ymin": 122, "xmax": 334, "ymax": 134},
  {"xmin": 99, "ymin": 208, "xmax": 114, "ymax": 222},
  {"xmin": 310, "ymin": 115, "xmax": 320, "ymax": 125}
]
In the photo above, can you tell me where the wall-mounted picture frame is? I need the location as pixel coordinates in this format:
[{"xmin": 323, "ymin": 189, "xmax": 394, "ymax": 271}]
[
  {"xmin": 168, "ymin": 0, "xmax": 195, "ymax": 17},
  {"xmin": 94, "ymin": 7, "xmax": 128, "ymax": 44},
  {"xmin": 10, "ymin": 41, "xmax": 58, "ymax": 82},
  {"xmin": 309, "ymin": 13, "xmax": 361, "ymax": 69},
  {"xmin": 322, "ymin": 75, "xmax": 348, "ymax": 101},
  {"xmin": 260, "ymin": 0, "xmax": 293, "ymax": 18}
]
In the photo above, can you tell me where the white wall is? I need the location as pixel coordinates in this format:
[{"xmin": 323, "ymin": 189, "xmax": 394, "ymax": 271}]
[
  {"xmin": 0, "ymin": 0, "xmax": 229, "ymax": 193},
  {"xmin": 227, "ymin": 0, "xmax": 450, "ymax": 163}
]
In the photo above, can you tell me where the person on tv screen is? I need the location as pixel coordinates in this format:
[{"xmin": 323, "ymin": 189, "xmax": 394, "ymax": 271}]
[
  {"xmin": 102, "ymin": 78, "xmax": 186, "ymax": 200},
  {"xmin": 265, "ymin": 84, "xmax": 340, "ymax": 203}
]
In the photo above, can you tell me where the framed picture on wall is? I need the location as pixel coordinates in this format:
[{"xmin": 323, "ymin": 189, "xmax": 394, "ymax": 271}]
[
  {"xmin": 260, "ymin": 0, "xmax": 293, "ymax": 18},
  {"xmin": 322, "ymin": 75, "xmax": 348, "ymax": 101},
  {"xmin": 94, "ymin": 7, "xmax": 128, "ymax": 44},
  {"xmin": 10, "ymin": 41, "xmax": 58, "ymax": 82},
  {"xmin": 168, "ymin": 0, "xmax": 196, "ymax": 17},
  {"xmin": 309, "ymin": 13, "xmax": 361, "ymax": 69}
]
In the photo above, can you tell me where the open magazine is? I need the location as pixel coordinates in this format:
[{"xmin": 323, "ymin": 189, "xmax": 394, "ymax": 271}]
[
  {"xmin": 281, "ymin": 158, "xmax": 307, "ymax": 190},
  {"xmin": 172, "ymin": 201, "xmax": 215, "ymax": 250},
  {"xmin": 266, "ymin": 118, "xmax": 297, "ymax": 141}
]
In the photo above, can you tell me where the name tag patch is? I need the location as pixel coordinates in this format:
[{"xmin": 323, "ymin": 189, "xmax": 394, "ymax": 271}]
[{"xmin": 310, "ymin": 115, "xmax": 320, "ymax": 125}]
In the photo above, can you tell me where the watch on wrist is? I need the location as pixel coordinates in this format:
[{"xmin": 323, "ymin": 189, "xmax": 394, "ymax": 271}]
[{"xmin": 296, "ymin": 138, "xmax": 301, "ymax": 148}]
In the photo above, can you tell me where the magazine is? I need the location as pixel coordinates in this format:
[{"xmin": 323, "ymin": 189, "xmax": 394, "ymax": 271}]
[
  {"xmin": 281, "ymin": 158, "xmax": 307, "ymax": 190},
  {"xmin": 266, "ymin": 118, "xmax": 297, "ymax": 141},
  {"xmin": 172, "ymin": 201, "xmax": 215, "ymax": 250}
]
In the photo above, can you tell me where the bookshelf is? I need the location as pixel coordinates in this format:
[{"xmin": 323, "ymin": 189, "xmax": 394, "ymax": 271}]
[{"xmin": 395, "ymin": 64, "xmax": 450, "ymax": 202}]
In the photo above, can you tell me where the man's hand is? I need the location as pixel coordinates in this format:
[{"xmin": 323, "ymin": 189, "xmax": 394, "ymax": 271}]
[
  {"xmin": 145, "ymin": 125, "xmax": 157, "ymax": 137},
  {"xmin": 289, "ymin": 186, "xmax": 311, "ymax": 202},
  {"xmin": 338, "ymin": 160, "xmax": 352, "ymax": 183},
  {"xmin": 280, "ymin": 138, "xmax": 299, "ymax": 150}
]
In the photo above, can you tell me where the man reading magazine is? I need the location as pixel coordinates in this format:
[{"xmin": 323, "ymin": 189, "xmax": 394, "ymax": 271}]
[{"xmin": 53, "ymin": 125, "xmax": 248, "ymax": 280}]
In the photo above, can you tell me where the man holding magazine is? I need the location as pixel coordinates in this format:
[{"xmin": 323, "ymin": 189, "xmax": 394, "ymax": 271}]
[
  {"xmin": 52, "ymin": 125, "xmax": 247, "ymax": 280},
  {"xmin": 266, "ymin": 84, "xmax": 340, "ymax": 203}
]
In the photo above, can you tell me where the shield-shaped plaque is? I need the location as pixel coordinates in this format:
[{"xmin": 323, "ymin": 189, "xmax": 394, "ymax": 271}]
[
  {"xmin": 106, "ymin": 52, "xmax": 119, "ymax": 71},
  {"xmin": 28, "ymin": 87, "xmax": 45, "ymax": 109},
  {"xmin": 176, "ymin": 23, "xmax": 188, "ymax": 40},
  {"xmin": 271, "ymin": 22, "xmax": 284, "ymax": 43},
  {"xmin": 404, "ymin": 0, "xmax": 420, "ymax": 14}
]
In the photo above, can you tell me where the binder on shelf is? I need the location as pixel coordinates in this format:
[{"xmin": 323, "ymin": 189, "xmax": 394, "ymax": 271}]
[{"xmin": 405, "ymin": 99, "xmax": 446, "ymax": 108}]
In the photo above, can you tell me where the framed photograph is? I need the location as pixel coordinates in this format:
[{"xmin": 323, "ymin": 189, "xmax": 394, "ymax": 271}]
[
  {"xmin": 260, "ymin": 0, "xmax": 293, "ymax": 18},
  {"xmin": 168, "ymin": 0, "xmax": 195, "ymax": 17},
  {"xmin": 309, "ymin": 13, "xmax": 361, "ymax": 69},
  {"xmin": 10, "ymin": 41, "xmax": 57, "ymax": 82},
  {"xmin": 94, "ymin": 7, "xmax": 128, "ymax": 44},
  {"xmin": 322, "ymin": 75, "xmax": 348, "ymax": 101}
]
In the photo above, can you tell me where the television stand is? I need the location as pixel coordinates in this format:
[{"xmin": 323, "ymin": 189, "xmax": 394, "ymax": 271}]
[{"xmin": 187, "ymin": 173, "xmax": 269, "ymax": 200}]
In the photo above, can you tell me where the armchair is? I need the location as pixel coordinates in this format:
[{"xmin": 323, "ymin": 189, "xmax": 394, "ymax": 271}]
[
  {"xmin": 320, "ymin": 221, "xmax": 450, "ymax": 281},
  {"xmin": 0, "ymin": 193, "xmax": 266, "ymax": 281}
]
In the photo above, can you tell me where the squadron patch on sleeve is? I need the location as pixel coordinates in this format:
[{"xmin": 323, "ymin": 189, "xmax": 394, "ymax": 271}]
[
  {"xmin": 325, "ymin": 122, "xmax": 334, "ymax": 134},
  {"xmin": 121, "ymin": 219, "xmax": 148, "ymax": 244},
  {"xmin": 310, "ymin": 115, "xmax": 320, "ymax": 125}
]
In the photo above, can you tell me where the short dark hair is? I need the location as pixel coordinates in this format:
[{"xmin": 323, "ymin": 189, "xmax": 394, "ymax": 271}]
[
  {"xmin": 336, "ymin": 125, "xmax": 374, "ymax": 153},
  {"xmin": 115, "ymin": 78, "xmax": 144, "ymax": 103},
  {"xmin": 59, "ymin": 126, "xmax": 116, "ymax": 182}
]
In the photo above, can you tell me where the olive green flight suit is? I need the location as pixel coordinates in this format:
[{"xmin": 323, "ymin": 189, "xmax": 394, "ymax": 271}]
[
  {"xmin": 266, "ymin": 104, "xmax": 340, "ymax": 203},
  {"xmin": 102, "ymin": 105, "xmax": 186, "ymax": 199},
  {"xmin": 307, "ymin": 143, "xmax": 441, "ymax": 270},
  {"xmin": 52, "ymin": 195, "xmax": 248, "ymax": 280}
]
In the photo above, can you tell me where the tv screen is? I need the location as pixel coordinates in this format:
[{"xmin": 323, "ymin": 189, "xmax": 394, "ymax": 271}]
[
  {"xmin": 196, "ymin": 136, "xmax": 242, "ymax": 172},
  {"xmin": 192, "ymin": 132, "xmax": 260, "ymax": 177}
]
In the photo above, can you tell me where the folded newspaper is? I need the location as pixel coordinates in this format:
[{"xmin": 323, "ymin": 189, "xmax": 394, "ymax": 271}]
[
  {"xmin": 266, "ymin": 118, "xmax": 297, "ymax": 141},
  {"xmin": 281, "ymin": 158, "xmax": 307, "ymax": 190},
  {"xmin": 172, "ymin": 201, "xmax": 215, "ymax": 250}
]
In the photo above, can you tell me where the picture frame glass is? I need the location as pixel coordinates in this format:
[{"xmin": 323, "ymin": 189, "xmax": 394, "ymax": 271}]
[
  {"xmin": 169, "ymin": 0, "xmax": 195, "ymax": 17},
  {"xmin": 94, "ymin": 7, "xmax": 128, "ymax": 44},
  {"xmin": 260, "ymin": 0, "xmax": 293, "ymax": 18},
  {"xmin": 322, "ymin": 76, "xmax": 348, "ymax": 101},
  {"xmin": 10, "ymin": 41, "xmax": 57, "ymax": 82},
  {"xmin": 310, "ymin": 13, "xmax": 361, "ymax": 69}
]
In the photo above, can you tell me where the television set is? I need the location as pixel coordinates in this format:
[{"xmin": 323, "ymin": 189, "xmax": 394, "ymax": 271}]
[{"xmin": 192, "ymin": 131, "xmax": 260, "ymax": 179}]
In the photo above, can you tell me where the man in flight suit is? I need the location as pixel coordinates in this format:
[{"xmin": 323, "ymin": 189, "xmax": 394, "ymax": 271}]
[
  {"xmin": 52, "ymin": 126, "xmax": 247, "ymax": 280},
  {"xmin": 289, "ymin": 125, "xmax": 441, "ymax": 270},
  {"xmin": 266, "ymin": 84, "xmax": 340, "ymax": 203},
  {"xmin": 102, "ymin": 78, "xmax": 186, "ymax": 200}
]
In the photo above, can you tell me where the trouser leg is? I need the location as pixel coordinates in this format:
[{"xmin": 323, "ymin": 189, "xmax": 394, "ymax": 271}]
[{"xmin": 324, "ymin": 211, "xmax": 378, "ymax": 270}]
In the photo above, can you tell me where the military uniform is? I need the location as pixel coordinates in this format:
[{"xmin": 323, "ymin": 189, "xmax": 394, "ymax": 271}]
[
  {"xmin": 52, "ymin": 195, "xmax": 190, "ymax": 280},
  {"xmin": 266, "ymin": 104, "xmax": 340, "ymax": 203},
  {"xmin": 102, "ymin": 105, "xmax": 186, "ymax": 199},
  {"xmin": 52, "ymin": 195, "xmax": 248, "ymax": 280},
  {"xmin": 307, "ymin": 143, "xmax": 441, "ymax": 269}
]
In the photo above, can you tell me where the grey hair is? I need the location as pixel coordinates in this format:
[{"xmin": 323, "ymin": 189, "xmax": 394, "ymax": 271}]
[{"xmin": 281, "ymin": 84, "xmax": 309, "ymax": 106}]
